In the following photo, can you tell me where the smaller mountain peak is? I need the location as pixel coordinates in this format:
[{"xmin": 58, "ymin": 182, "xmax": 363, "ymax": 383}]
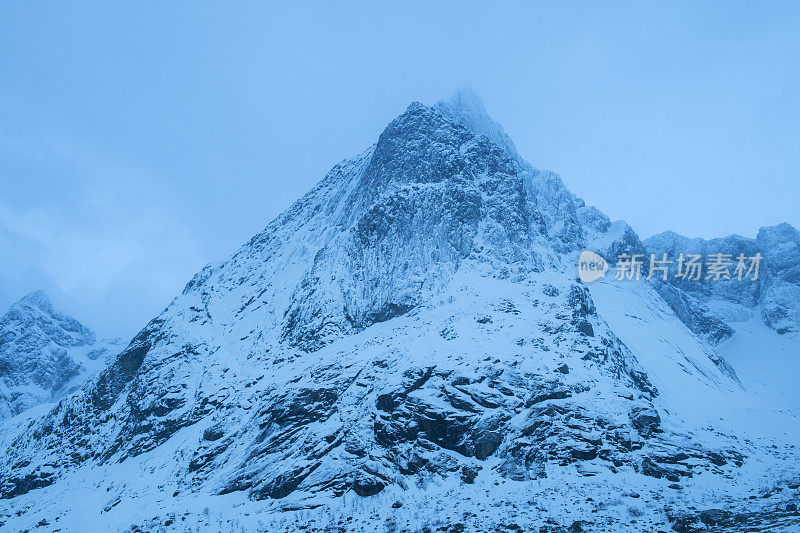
[
  {"xmin": 2, "ymin": 290, "xmax": 96, "ymax": 349},
  {"xmin": 757, "ymin": 222, "xmax": 800, "ymax": 249},
  {"xmin": 758, "ymin": 221, "xmax": 798, "ymax": 235},
  {"xmin": 405, "ymin": 101, "xmax": 426, "ymax": 112},
  {"xmin": 17, "ymin": 290, "xmax": 53, "ymax": 312},
  {"xmin": 645, "ymin": 229, "xmax": 686, "ymax": 243}
]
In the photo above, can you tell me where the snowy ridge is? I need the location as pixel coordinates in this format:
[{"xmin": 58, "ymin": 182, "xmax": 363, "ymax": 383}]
[{"xmin": 0, "ymin": 91, "xmax": 797, "ymax": 532}]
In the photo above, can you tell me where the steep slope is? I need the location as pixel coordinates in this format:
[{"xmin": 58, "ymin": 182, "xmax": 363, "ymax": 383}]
[
  {"xmin": 0, "ymin": 291, "xmax": 121, "ymax": 420},
  {"xmin": 0, "ymin": 92, "xmax": 795, "ymax": 532}
]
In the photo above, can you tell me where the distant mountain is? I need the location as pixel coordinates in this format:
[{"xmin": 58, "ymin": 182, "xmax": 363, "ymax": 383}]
[
  {"xmin": 646, "ymin": 222, "xmax": 800, "ymax": 343},
  {"xmin": 0, "ymin": 92, "xmax": 797, "ymax": 532},
  {"xmin": 0, "ymin": 291, "xmax": 122, "ymax": 420}
]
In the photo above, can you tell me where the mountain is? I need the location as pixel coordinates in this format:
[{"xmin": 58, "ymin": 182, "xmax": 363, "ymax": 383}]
[
  {"xmin": 646, "ymin": 223, "xmax": 800, "ymax": 343},
  {"xmin": 0, "ymin": 291, "xmax": 122, "ymax": 420},
  {"xmin": 0, "ymin": 92, "xmax": 798, "ymax": 532}
]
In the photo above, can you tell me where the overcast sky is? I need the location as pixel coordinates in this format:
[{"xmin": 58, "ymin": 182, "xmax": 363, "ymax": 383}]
[{"xmin": 2, "ymin": 2, "xmax": 799, "ymax": 338}]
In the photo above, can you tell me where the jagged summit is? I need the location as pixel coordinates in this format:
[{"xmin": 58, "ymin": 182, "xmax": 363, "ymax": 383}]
[
  {"xmin": 646, "ymin": 222, "xmax": 800, "ymax": 338},
  {"xmin": 648, "ymin": 222, "xmax": 797, "ymax": 244},
  {"xmin": 15, "ymin": 290, "xmax": 54, "ymax": 312},
  {"xmin": 433, "ymin": 87, "xmax": 519, "ymax": 159},
  {"xmin": 1, "ymin": 290, "xmax": 94, "ymax": 349},
  {"xmin": 0, "ymin": 92, "xmax": 794, "ymax": 532}
]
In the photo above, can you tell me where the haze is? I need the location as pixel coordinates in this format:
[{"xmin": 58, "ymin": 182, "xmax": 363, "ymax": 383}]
[{"xmin": 1, "ymin": 2, "xmax": 798, "ymax": 338}]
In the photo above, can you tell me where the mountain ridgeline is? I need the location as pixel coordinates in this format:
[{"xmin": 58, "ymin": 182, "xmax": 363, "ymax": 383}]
[
  {"xmin": 646, "ymin": 224, "xmax": 800, "ymax": 343},
  {"xmin": 0, "ymin": 90, "xmax": 798, "ymax": 532}
]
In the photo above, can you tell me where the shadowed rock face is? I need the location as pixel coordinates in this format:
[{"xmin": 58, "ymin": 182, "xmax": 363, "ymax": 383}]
[
  {"xmin": 281, "ymin": 103, "xmax": 541, "ymax": 352},
  {"xmin": 0, "ymin": 92, "xmax": 748, "ymax": 531}
]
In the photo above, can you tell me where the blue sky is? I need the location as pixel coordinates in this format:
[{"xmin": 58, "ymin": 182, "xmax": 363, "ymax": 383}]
[{"xmin": 1, "ymin": 2, "xmax": 799, "ymax": 337}]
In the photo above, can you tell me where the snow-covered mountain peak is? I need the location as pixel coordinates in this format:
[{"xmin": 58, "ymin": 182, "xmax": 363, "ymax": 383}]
[
  {"xmin": 15, "ymin": 290, "xmax": 55, "ymax": 313},
  {"xmin": 0, "ymin": 291, "xmax": 121, "ymax": 420},
  {"xmin": 1, "ymin": 291, "xmax": 95, "ymax": 349},
  {"xmin": 433, "ymin": 87, "xmax": 519, "ymax": 159},
  {"xmin": 645, "ymin": 222, "xmax": 800, "ymax": 338},
  {"xmin": 1, "ymin": 93, "xmax": 787, "ymax": 532}
]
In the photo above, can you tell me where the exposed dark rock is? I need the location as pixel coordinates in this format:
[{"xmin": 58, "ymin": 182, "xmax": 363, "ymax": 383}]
[
  {"xmin": 460, "ymin": 466, "xmax": 480, "ymax": 484},
  {"xmin": 202, "ymin": 427, "xmax": 224, "ymax": 442},
  {"xmin": 630, "ymin": 406, "xmax": 661, "ymax": 436},
  {"xmin": 351, "ymin": 476, "xmax": 385, "ymax": 497},
  {"xmin": 699, "ymin": 509, "xmax": 732, "ymax": 527},
  {"xmin": 641, "ymin": 457, "xmax": 691, "ymax": 482},
  {"xmin": 474, "ymin": 431, "xmax": 502, "ymax": 460}
]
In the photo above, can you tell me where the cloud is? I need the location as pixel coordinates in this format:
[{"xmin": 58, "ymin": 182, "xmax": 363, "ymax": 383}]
[{"xmin": 0, "ymin": 133, "xmax": 208, "ymax": 336}]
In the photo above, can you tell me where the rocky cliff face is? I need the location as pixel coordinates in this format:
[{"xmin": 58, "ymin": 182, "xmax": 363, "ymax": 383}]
[
  {"xmin": 0, "ymin": 292, "xmax": 120, "ymax": 420},
  {"xmin": 0, "ymin": 92, "xmax": 796, "ymax": 532}
]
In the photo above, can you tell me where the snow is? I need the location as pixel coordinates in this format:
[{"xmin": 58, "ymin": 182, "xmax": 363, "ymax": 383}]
[
  {"xmin": 0, "ymin": 291, "xmax": 123, "ymax": 420},
  {"xmin": 0, "ymin": 92, "xmax": 798, "ymax": 532},
  {"xmin": 720, "ymin": 316, "xmax": 800, "ymax": 415}
]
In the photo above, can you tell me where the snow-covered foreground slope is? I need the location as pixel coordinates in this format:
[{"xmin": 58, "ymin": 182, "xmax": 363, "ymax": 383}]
[
  {"xmin": 1, "ymin": 273, "xmax": 785, "ymax": 532},
  {"xmin": 0, "ymin": 91, "xmax": 798, "ymax": 532},
  {"xmin": 588, "ymin": 279, "xmax": 739, "ymax": 415}
]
